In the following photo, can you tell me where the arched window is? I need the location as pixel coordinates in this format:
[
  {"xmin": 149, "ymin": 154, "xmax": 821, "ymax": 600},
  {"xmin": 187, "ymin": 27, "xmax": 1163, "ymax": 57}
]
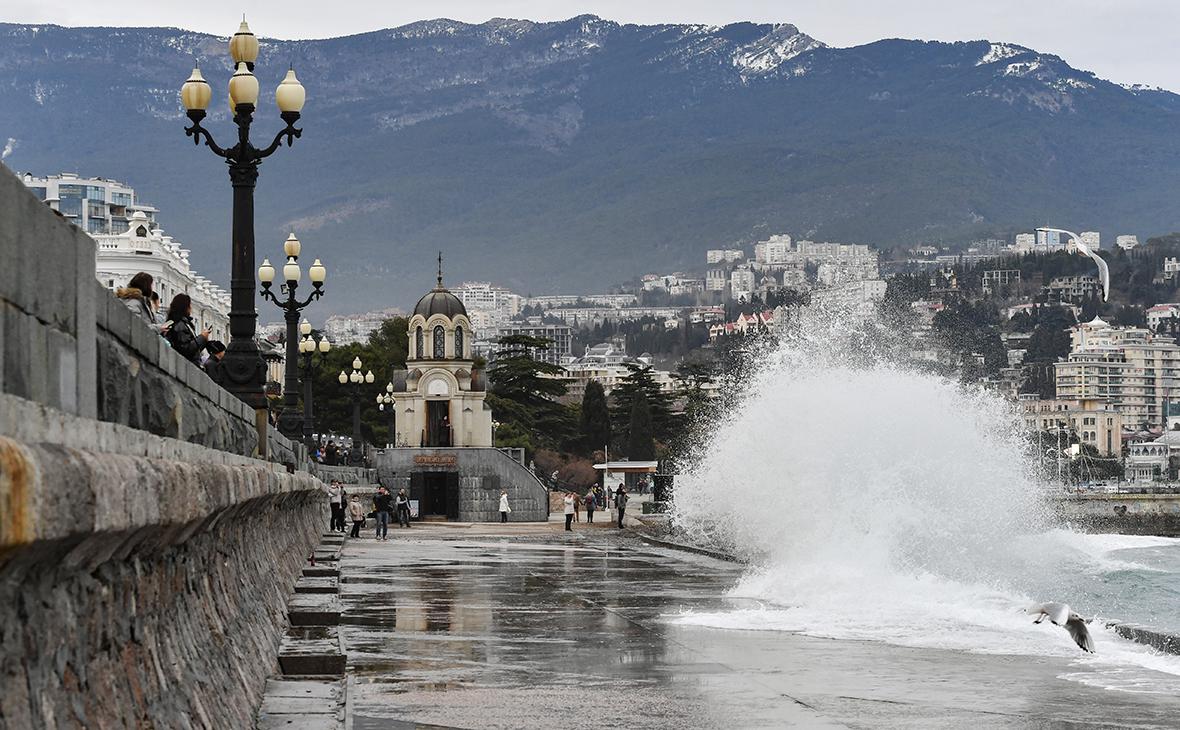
[
  {"xmin": 454, "ymin": 326, "xmax": 465, "ymax": 359},
  {"xmin": 415, "ymin": 326, "xmax": 424, "ymax": 359},
  {"xmin": 433, "ymin": 325, "xmax": 446, "ymax": 359}
]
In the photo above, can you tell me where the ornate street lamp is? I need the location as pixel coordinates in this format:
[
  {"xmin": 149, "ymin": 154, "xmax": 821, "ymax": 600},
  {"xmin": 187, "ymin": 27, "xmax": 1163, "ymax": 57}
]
[
  {"xmin": 259, "ymin": 233, "xmax": 326, "ymax": 436},
  {"xmin": 296, "ymin": 318, "xmax": 331, "ymax": 452},
  {"xmin": 179, "ymin": 17, "xmax": 306, "ymax": 409},
  {"xmin": 338, "ymin": 357, "xmax": 374, "ymax": 465},
  {"xmin": 377, "ymin": 381, "xmax": 396, "ymax": 446}
]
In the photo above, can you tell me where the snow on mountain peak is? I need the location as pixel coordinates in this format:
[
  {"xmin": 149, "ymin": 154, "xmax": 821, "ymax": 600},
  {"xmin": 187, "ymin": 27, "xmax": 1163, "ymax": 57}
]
[
  {"xmin": 732, "ymin": 24, "xmax": 825, "ymax": 76},
  {"xmin": 976, "ymin": 42, "xmax": 1030, "ymax": 66}
]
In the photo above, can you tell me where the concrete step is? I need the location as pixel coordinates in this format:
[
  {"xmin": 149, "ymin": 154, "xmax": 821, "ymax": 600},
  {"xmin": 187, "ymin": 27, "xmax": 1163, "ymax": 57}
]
[
  {"xmin": 256, "ymin": 678, "xmax": 343, "ymax": 730},
  {"xmin": 311, "ymin": 548, "xmax": 341, "ymax": 563},
  {"xmin": 295, "ymin": 576, "xmax": 339, "ymax": 595},
  {"xmin": 278, "ymin": 627, "xmax": 346, "ymax": 677},
  {"xmin": 303, "ymin": 565, "xmax": 340, "ymax": 578},
  {"xmin": 288, "ymin": 593, "xmax": 342, "ymax": 626}
]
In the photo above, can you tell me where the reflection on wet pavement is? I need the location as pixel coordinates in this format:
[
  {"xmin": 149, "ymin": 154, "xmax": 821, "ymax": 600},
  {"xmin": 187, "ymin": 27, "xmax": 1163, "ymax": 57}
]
[{"xmin": 339, "ymin": 530, "xmax": 1180, "ymax": 729}]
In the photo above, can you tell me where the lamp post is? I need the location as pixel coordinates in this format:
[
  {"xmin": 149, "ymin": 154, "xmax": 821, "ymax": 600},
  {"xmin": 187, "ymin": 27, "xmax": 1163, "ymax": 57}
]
[
  {"xmin": 296, "ymin": 319, "xmax": 331, "ymax": 453},
  {"xmin": 377, "ymin": 381, "xmax": 396, "ymax": 446},
  {"xmin": 179, "ymin": 18, "xmax": 306, "ymax": 410},
  {"xmin": 259, "ymin": 234, "xmax": 326, "ymax": 436},
  {"xmin": 338, "ymin": 357, "xmax": 374, "ymax": 465}
]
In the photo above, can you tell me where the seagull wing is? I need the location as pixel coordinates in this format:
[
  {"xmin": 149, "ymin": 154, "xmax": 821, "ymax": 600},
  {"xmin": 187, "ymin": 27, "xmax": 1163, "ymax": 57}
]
[
  {"xmin": 1065, "ymin": 614, "xmax": 1095, "ymax": 653},
  {"xmin": 1073, "ymin": 241, "xmax": 1110, "ymax": 301},
  {"xmin": 1041, "ymin": 602, "xmax": 1070, "ymax": 626}
]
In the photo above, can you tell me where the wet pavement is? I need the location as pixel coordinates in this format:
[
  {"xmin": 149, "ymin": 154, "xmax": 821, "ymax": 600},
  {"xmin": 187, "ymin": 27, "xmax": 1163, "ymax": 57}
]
[{"xmin": 338, "ymin": 525, "xmax": 1180, "ymax": 729}]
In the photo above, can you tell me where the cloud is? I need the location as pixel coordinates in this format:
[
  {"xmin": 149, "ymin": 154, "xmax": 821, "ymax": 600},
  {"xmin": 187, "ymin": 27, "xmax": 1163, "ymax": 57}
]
[{"xmin": 0, "ymin": 137, "xmax": 15, "ymax": 159}]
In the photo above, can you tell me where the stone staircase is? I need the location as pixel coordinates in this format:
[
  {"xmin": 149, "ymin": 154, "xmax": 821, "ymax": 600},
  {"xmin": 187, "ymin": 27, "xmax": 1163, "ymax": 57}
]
[{"xmin": 256, "ymin": 532, "xmax": 348, "ymax": 729}]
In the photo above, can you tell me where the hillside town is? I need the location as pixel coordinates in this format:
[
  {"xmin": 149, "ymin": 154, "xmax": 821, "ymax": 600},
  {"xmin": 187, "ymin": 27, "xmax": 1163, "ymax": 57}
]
[{"xmin": 23, "ymin": 172, "xmax": 1180, "ymax": 486}]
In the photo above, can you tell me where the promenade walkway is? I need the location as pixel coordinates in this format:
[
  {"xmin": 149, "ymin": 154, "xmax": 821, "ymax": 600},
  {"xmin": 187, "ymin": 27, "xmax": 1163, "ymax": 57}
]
[{"xmin": 324, "ymin": 523, "xmax": 1180, "ymax": 729}]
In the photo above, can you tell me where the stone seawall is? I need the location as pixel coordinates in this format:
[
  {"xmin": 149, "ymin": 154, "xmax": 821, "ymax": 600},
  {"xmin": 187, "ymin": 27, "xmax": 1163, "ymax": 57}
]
[
  {"xmin": 1055, "ymin": 493, "xmax": 1180, "ymax": 537},
  {"xmin": 0, "ymin": 395, "xmax": 326, "ymax": 728}
]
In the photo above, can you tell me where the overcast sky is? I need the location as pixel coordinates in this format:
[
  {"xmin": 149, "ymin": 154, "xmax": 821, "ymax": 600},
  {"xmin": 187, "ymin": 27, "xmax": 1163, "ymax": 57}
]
[{"xmin": 3, "ymin": 0, "xmax": 1177, "ymax": 91}]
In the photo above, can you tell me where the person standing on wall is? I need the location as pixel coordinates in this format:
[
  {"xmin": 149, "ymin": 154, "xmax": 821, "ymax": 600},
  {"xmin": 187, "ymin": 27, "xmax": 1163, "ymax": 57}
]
[
  {"xmin": 326, "ymin": 480, "xmax": 344, "ymax": 532},
  {"xmin": 615, "ymin": 485, "xmax": 629, "ymax": 529},
  {"xmin": 347, "ymin": 494, "xmax": 366, "ymax": 538},
  {"xmin": 563, "ymin": 492, "xmax": 576, "ymax": 531},
  {"xmin": 373, "ymin": 487, "xmax": 393, "ymax": 541},
  {"xmin": 396, "ymin": 488, "xmax": 412, "ymax": 528},
  {"xmin": 499, "ymin": 490, "xmax": 511, "ymax": 523}
]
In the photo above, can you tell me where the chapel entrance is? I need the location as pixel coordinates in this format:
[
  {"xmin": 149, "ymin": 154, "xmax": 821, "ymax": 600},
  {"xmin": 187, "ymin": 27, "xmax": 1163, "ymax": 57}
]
[
  {"xmin": 425, "ymin": 400, "xmax": 452, "ymax": 446},
  {"xmin": 412, "ymin": 470, "xmax": 459, "ymax": 520}
]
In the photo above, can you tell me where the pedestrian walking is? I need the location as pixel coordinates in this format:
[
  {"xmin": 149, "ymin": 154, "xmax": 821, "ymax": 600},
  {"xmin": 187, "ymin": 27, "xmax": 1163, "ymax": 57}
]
[
  {"xmin": 563, "ymin": 492, "xmax": 576, "ymax": 531},
  {"xmin": 396, "ymin": 488, "xmax": 412, "ymax": 528},
  {"xmin": 584, "ymin": 490, "xmax": 596, "ymax": 523},
  {"xmin": 615, "ymin": 484, "xmax": 629, "ymax": 529},
  {"xmin": 499, "ymin": 490, "xmax": 511, "ymax": 523},
  {"xmin": 373, "ymin": 487, "xmax": 393, "ymax": 540},
  {"xmin": 326, "ymin": 480, "xmax": 345, "ymax": 532},
  {"xmin": 347, "ymin": 495, "xmax": 366, "ymax": 538}
]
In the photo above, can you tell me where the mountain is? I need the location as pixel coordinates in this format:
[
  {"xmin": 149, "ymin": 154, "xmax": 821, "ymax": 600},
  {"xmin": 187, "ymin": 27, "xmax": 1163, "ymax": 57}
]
[{"xmin": 2, "ymin": 16, "xmax": 1180, "ymax": 313}]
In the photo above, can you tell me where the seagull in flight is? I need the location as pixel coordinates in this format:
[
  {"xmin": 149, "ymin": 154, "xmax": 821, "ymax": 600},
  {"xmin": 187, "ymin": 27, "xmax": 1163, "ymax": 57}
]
[{"xmin": 1027, "ymin": 602, "xmax": 1095, "ymax": 653}]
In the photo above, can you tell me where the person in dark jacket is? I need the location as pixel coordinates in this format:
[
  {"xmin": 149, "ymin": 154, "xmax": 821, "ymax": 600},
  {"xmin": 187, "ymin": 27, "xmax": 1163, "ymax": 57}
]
[
  {"xmin": 615, "ymin": 485, "xmax": 629, "ymax": 529},
  {"xmin": 163, "ymin": 294, "xmax": 210, "ymax": 365},
  {"xmin": 373, "ymin": 487, "xmax": 393, "ymax": 541},
  {"xmin": 116, "ymin": 272, "xmax": 156, "ymax": 323},
  {"xmin": 396, "ymin": 488, "xmax": 412, "ymax": 528}
]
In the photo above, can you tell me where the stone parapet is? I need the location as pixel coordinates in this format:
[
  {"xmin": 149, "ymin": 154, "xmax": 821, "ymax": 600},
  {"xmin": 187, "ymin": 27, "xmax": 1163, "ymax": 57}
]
[
  {"xmin": 0, "ymin": 394, "xmax": 326, "ymax": 727},
  {"xmin": 1, "ymin": 163, "xmax": 299, "ymax": 462}
]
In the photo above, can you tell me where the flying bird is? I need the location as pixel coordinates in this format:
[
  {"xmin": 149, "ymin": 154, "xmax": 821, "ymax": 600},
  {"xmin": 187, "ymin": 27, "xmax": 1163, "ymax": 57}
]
[{"xmin": 1027, "ymin": 602, "xmax": 1095, "ymax": 653}]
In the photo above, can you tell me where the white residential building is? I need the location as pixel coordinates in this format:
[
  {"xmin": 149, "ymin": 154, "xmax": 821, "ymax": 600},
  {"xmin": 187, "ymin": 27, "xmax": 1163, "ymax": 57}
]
[
  {"xmin": 1080, "ymin": 231, "xmax": 1101, "ymax": 250},
  {"xmin": 1013, "ymin": 233, "xmax": 1036, "ymax": 253},
  {"xmin": 24, "ymin": 172, "xmax": 228, "ymax": 339},
  {"xmin": 1146, "ymin": 303, "xmax": 1180, "ymax": 331},
  {"xmin": 1117, "ymin": 235, "xmax": 1140, "ymax": 251},
  {"xmin": 1054, "ymin": 318, "xmax": 1180, "ymax": 428},
  {"xmin": 754, "ymin": 234, "xmax": 792, "ymax": 264},
  {"xmin": 494, "ymin": 320, "xmax": 573, "ymax": 366},
  {"xmin": 706, "ymin": 249, "xmax": 745, "ymax": 264},
  {"xmin": 324, "ymin": 307, "xmax": 404, "ymax": 345},
  {"xmin": 451, "ymin": 281, "xmax": 521, "ymax": 329},
  {"xmin": 21, "ymin": 172, "xmax": 158, "ymax": 235},
  {"xmin": 810, "ymin": 279, "xmax": 888, "ymax": 321},
  {"xmin": 730, "ymin": 266, "xmax": 756, "ymax": 301},
  {"xmin": 555, "ymin": 345, "xmax": 677, "ymax": 400}
]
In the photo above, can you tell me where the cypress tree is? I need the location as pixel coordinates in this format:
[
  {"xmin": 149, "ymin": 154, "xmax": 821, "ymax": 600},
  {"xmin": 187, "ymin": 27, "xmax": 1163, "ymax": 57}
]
[
  {"xmin": 627, "ymin": 393, "xmax": 656, "ymax": 461},
  {"xmin": 580, "ymin": 380, "xmax": 611, "ymax": 454}
]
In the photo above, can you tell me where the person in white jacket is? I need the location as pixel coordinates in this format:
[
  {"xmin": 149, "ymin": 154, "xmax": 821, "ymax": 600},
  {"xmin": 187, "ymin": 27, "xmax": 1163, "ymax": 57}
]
[
  {"xmin": 326, "ymin": 481, "xmax": 344, "ymax": 532},
  {"xmin": 499, "ymin": 491, "xmax": 511, "ymax": 523},
  {"xmin": 563, "ymin": 492, "xmax": 576, "ymax": 531}
]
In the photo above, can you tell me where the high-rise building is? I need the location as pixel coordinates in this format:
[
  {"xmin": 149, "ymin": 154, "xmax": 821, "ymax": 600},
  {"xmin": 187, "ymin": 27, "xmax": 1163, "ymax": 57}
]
[
  {"xmin": 730, "ymin": 266, "xmax": 756, "ymax": 301},
  {"xmin": 1055, "ymin": 318, "xmax": 1180, "ymax": 427},
  {"xmin": 1080, "ymin": 231, "xmax": 1101, "ymax": 250},
  {"xmin": 495, "ymin": 320, "xmax": 572, "ymax": 366},
  {"xmin": 754, "ymin": 234, "xmax": 792, "ymax": 264},
  {"xmin": 21, "ymin": 172, "xmax": 158, "ymax": 235},
  {"xmin": 451, "ymin": 281, "xmax": 521, "ymax": 329}
]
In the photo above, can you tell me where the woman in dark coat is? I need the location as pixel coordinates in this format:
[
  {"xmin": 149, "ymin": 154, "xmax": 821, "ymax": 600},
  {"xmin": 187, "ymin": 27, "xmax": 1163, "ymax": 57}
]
[{"xmin": 164, "ymin": 293, "xmax": 210, "ymax": 365}]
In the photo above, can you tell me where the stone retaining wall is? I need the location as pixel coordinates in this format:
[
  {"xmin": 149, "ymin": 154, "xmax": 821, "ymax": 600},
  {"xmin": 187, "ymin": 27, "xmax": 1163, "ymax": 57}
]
[
  {"xmin": 373, "ymin": 448, "xmax": 549, "ymax": 521},
  {"xmin": 0, "ymin": 394, "xmax": 326, "ymax": 728}
]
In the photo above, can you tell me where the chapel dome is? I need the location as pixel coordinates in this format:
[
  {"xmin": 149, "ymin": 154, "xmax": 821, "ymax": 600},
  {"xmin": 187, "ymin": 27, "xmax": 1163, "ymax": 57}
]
[
  {"xmin": 412, "ymin": 254, "xmax": 467, "ymax": 319},
  {"xmin": 413, "ymin": 288, "xmax": 466, "ymax": 319}
]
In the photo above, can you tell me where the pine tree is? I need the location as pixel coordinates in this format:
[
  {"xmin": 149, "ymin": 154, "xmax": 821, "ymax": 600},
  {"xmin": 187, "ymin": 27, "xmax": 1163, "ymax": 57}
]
[
  {"xmin": 579, "ymin": 380, "xmax": 611, "ymax": 455},
  {"xmin": 611, "ymin": 362, "xmax": 673, "ymax": 445},
  {"xmin": 487, "ymin": 334, "xmax": 571, "ymax": 452},
  {"xmin": 626, "ymin": 393, "xmax": 655, "ymax": 461}
]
